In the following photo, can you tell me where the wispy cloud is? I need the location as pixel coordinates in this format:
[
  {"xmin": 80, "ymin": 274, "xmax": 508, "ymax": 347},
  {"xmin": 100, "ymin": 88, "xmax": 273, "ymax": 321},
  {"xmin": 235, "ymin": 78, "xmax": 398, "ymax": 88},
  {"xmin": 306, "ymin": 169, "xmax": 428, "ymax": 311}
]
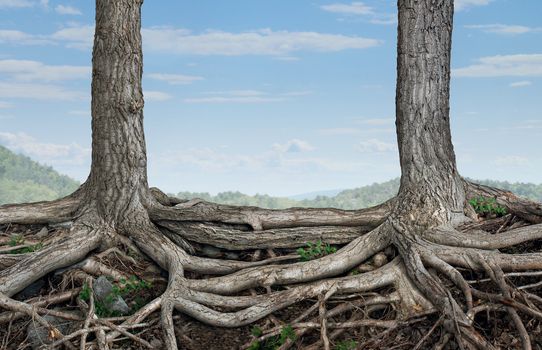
[
  {"xmin": 318, "ymin": 128, "xmax": 360, "ymax": 135},
  {"xmin": 1, "ymin": 25, "xmax": 381, "ymax": 55},
  {"xmin": 465, "ymin": 24, "xmax": 542, "ymax": 35},
  {"xmin": 455, "ymin": 0, "xmax": 493, "ymax": 11},
  {"xmin": 142, "ymin": 27, "xmax": 381, "ymax": 56},
  {"xmin": 147, "ymin": 73, "xmax": 204, "ymax": 85},
  {"xmin": 0, "ymin": 101, "xmax": 12, "ymax": 109},
  {"xmin": 0, "ymin": 82, "xmax": 85, "ymax": 100},
  {"xmin": 0, "ymin": 0, "xmax": 48, "ymax": 8},
  {"xmin": 358, "ymin": 118, "xmax": 394, "ymax": 126},
  {"xmin": 183, "ymin": 89, "xmax": 309, "ymax": 104},
  {"xmin": 272, "ymin": 139, "xmax": 314, "ymax": 153},
  {"xmin": 320, "ymin": 2, "xmax": 373, "ymax": 15},
  {"xmin": 144, "ymin": 91, "xmax": 172, "ymax": 102},
  {"xmin": 0, "ymin": 30, "xmax": 53, "ymax": 45},
  {"xmin": 0, "ymin": 59, "xmax": 90, "ymax": 81},
  {"xmin": 55, "ymin": 4, "xmax": 82, "ymax": 15},
  {"xmin": 494, "ymin": 155, "xmax": 529, "ymax": 166},
  {"xmin": 0, "ymin": 131, "xmax": 90, "ymax": 166},
  {"xmin": 509, "ymin": 81, "xmax": 532, "ymax": 88},
  {"xmin": 357, "ymin": 138, "xmax": 396, "ymax": 153},
  {"xmin": 453, "ymin": 54, "xmax": 542, "ymax": 77}
]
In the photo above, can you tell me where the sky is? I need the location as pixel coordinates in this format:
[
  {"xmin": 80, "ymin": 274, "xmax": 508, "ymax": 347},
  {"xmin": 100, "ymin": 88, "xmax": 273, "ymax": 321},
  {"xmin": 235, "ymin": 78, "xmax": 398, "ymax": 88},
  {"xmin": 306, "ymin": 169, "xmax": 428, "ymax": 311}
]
[{"xmin": 0, "ymin": 0, "xmax": 540, "ymax": 197}]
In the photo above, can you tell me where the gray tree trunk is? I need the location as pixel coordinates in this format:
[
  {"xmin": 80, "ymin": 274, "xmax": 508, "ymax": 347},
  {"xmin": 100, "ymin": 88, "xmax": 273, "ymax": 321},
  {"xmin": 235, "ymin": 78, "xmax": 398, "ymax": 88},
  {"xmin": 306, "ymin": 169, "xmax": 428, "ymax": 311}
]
[
  {"xmin": 85, "ymin": 0, "xmax": 151, "ymax": 226},
  {"xmin": 394, "ymin": 0, "xmax": 466, "ymax": 228}
]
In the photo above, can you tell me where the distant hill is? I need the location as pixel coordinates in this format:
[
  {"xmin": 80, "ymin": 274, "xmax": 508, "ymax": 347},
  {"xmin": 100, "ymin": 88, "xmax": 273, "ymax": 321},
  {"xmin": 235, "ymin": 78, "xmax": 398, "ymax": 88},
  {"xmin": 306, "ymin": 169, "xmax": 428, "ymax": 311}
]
[
  {"xmin": 174, "ymin": 178, "xmax": 542, "ymax": 210},
  {"xmin": 1, "ymin": 143, "xmax": 540, "ymax": 209},
  {"xmin": 0, "ymin": 145, "xmax": 80, "ymax": 205}
]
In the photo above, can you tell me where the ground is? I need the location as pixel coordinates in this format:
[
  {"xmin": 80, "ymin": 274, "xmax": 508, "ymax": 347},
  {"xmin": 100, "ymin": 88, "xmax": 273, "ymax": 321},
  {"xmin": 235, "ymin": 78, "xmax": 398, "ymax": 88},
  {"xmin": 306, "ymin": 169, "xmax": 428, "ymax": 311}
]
[{"xmin": 1, "ymin": 201, "xmax": 542, "ymax": 350}]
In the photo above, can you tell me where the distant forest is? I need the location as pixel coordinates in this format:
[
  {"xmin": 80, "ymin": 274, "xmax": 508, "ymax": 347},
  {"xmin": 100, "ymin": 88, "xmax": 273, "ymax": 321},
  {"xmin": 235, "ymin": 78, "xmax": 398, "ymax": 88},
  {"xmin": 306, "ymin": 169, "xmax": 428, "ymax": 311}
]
[
  {"xmin": 0, "ymin": 144, "xmax": 540, "ymax": 208},
  {"xmin": 174, "ymin": 178, "xmax": 542, "ymax": 210},
  {"xmin": 0, "ymin": 145, "xmax": 79, "ymax": 205}
]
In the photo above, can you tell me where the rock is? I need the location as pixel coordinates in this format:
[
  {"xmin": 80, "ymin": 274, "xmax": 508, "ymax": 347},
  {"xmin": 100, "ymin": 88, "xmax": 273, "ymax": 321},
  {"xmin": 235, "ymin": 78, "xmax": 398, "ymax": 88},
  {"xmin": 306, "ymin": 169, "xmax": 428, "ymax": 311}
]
[
  {"xmin": 26, "ymin": 314, "xmax": 74, "ymax": 349},
  {"xmin": 15, "ymin": 278, "xmax": 45, "ymax": 300},
  {"xmin": 200, "ymin": 245, "xmax": 222, "ymax": 258},
  {"xmin": 149, "ymin": 338, "xmax": 163, "ymax": 349},
  {"xmin": 34, "ymin": 227, "xmax": 49, "ymax": 239},
  {"xmin": 224, "ymin": 252, "xmax": 240, "ymax": 260},
  {"xmin": 372, "ymin": 253, "xmax": 388, "ymax": 268},
  {"xmin": 93, "ymin": 276, "xmax": 131, "ymax": 315}
]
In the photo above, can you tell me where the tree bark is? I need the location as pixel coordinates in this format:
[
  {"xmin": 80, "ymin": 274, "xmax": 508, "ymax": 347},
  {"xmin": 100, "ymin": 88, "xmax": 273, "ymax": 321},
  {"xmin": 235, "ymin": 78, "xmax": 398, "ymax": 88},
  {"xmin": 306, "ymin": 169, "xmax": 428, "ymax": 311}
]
[
  {"xmin": 394, "ymin": 0, "xmax": 465, "ymax": 228},
  {"xmin": 85, "ymin": 0, "xmax": 151, "ymax": 226}
]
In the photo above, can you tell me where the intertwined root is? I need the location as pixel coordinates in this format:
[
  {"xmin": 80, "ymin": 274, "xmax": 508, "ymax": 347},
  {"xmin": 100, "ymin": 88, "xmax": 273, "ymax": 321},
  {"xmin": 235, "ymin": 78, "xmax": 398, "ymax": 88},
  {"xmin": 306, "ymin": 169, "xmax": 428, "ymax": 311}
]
[{"xmin": 1, "ymin": 184, "xmax": 542, "ymax": 349}]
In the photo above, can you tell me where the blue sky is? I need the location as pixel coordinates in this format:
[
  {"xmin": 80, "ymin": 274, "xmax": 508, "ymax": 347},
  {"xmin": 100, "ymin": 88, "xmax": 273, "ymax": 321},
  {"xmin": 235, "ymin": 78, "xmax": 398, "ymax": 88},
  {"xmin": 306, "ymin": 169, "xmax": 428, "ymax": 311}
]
[{"xmin": 0, "ymin": 0, "xmax": 540, "ymax": 196}]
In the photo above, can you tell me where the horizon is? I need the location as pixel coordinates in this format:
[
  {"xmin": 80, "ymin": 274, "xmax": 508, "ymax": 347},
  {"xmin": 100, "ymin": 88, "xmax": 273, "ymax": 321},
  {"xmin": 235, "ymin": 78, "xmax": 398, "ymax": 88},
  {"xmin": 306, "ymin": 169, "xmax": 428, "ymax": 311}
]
[{"xmin": 0, "ymin": 0, "xmax": 541, "ymax": 196}]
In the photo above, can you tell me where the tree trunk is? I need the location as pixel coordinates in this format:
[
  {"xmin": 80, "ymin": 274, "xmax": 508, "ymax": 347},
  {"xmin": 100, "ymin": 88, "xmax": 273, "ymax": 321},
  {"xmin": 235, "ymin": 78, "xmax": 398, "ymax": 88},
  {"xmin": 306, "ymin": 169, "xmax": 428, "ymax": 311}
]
[
  {"xmin": 85, "ymin": 0, "xmax": 150, "ymax": 227},
  {"xmin": 394, "ymin": 0, "xmax": 465, "ymax": 228}
]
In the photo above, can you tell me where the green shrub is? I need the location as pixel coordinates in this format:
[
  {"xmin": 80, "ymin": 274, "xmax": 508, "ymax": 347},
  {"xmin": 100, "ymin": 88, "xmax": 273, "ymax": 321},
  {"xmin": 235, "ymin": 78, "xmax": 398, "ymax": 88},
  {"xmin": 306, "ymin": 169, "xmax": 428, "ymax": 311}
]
[{"xmin": 297, "ymin": 240, "xmax": 337, "ymax": 261}]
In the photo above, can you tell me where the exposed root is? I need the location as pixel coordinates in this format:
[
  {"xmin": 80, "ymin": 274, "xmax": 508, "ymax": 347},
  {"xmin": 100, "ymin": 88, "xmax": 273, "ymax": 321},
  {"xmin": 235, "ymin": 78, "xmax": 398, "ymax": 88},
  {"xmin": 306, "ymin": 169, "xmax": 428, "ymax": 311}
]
[
  {"xmin": 0, "ymin": 192, "xmax": 80, "ymax": 225},
  {"xmin": 465, "ymin": 180, "xmax": 542, "ymax": 224}
]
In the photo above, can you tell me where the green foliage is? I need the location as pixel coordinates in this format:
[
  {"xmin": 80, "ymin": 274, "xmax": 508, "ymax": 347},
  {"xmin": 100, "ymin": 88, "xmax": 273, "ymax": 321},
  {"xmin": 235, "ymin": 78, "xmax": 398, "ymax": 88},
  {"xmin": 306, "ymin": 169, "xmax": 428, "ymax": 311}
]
[
  {"xmin": 297, "ymin": 240, "xmax": 337, "ymax": 261},
  {"xmin": 78, "ymin": 276, "xmax": 152, "ymax": 318},
  {"xmin": 248, "ymin": 325, "xmax": 296, "ymax": 350},
  {"xmin": 469, "ymin": 196, "xmax": 507, "ymax": 217},
  {"xmin": 0, "ymin": 145, "xmax": 79, "ymax": 205},
  {"xmin": 6, "ymin": 234, "xmax": 43, "ymax": 254},
  {"xmin": 335, "ymin": 340, "xmax": 357, "ymax": 350},
  {"xmin": 79, "ymin": 283, "xmax": 91, "ymax": 301}
]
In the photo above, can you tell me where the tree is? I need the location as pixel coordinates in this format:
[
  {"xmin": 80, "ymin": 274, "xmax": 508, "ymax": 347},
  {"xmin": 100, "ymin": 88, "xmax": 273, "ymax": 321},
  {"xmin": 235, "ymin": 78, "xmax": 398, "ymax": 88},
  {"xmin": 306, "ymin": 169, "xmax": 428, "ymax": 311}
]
[{"xmin": 1, "ymin": 0, "xmax": 542, "ymax": 348}]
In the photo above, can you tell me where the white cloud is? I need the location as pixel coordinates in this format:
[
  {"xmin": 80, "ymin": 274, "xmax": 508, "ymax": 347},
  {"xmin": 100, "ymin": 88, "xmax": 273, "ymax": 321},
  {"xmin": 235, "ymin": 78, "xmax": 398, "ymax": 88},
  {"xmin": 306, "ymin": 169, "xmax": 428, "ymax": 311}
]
[
  {"xmin": 455, "ymin": 0, "xmax": 492, "ymax": 11},
  {"xmin": 183, "ymin": 90, "xmax": 303, "ymax": 104},
  {"xmin": 141, "ymin": 27, "xmax": 380, "ymax": 56},
  {"xmin": 50, "ymin": 25, "xmax": 93, "ymax": 49},
  {"xmin": 0, "ymin": 131, "xmax": 90, "ymax": 166},
  {"xmin": 0, "ymin": 0, "xmax": 33, "ymax": 8},
  {"xmin": 184, "ymin": 96, "xmax": 283, "ymax": 104},
  {"xmin": 0, "ymin": 82, "xmax": 85, "ymax": 100},
  {"xmin": 144, "ymin": 91, "xmax": 172, "ymax": 102},
  {"xmin": 453, "ymin": 54, "xmax": 542, "ymax": 77},
  {"xmin": 465, "ymin": 24, "xmax": 541, "ymax": 35},
  {"xmin": 273, "ymin": 139, "xmax": 315, "ymax": 153},
  {"xmin": 357, "ymin": 138, "xmax": 395, "ymax": 153},
  {"xmin": 2, "ymin": 25, "xmax": 381, "ymax": 55},
  {"xmin": 0, "ymin": 59, "xmax": 90, "ymax": 81},
  {"xmin": 320, "ymin": 2, "xmax": 373, "ymax": 15},
  {"xmin": 359, "ymin": 118, "xmax": 394, "ymax": 126},
  {"xmin": 0, "ymin": 30, "xmax": 53, "ymax": 45},
  {"xmin": 319, "ymin": 128, "xmax": 360, "ymax": 135},
  {"xmin": 509, "ymin": 81, "xmax": 532, "ymax": 88},
  {"xmin": 0, "ymin": 101, "xmax": 12, "ymax": 109},
  {"xmin": 147, "ymin": 73, "xmax": 203, "ymax": 85},
  {"xmin": 55, "ymin": 4, "xmax": 82, "ymax": 15},
  {"xmin": 494, "ymin": 155, "xmax": 529, "ymax": 166}
]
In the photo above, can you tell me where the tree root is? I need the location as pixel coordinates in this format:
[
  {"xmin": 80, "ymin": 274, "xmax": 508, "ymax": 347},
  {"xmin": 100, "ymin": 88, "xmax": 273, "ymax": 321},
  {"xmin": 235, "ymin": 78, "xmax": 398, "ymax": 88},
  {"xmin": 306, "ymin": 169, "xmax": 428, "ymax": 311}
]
[{"xmin": 1, "ymin": 189, "xmax": 542, "ymax": 348}]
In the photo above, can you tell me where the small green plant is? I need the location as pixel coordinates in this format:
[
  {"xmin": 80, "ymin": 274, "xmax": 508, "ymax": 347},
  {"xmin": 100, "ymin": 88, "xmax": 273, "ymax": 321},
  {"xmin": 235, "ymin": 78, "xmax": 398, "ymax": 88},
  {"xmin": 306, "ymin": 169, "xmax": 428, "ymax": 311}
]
[
  {"xmin": 297, "ymin": 240, "xmax": 337, "ymax": 261},
  {"xmin": 8, "ymin": 234, "xmax": 24, "ymax": 247},
  {"xmin": 247, "ymin": 324, "xmax": 296, "ymax": 350},
  {"xmin": 79, "ymin": 283, "xmax": 91, "ymax": 301},
  {"xmin": 335, "ymin": 339, "xmax": 356, "ymax": 350},
  {"xmin": 469, "ymin": 197, "xmax": 507, "ymax": 217},
  {"xmin": 7, "ymin": 235, "xmax": 43, "ymax": 254}
]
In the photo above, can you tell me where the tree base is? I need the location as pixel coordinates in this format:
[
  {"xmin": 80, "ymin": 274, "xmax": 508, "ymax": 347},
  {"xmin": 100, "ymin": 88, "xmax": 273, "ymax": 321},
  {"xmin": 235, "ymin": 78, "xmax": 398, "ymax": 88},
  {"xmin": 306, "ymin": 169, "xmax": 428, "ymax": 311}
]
[{"xmin": 1, "ymin": 181, "xmax": 541, "ymax": 349}]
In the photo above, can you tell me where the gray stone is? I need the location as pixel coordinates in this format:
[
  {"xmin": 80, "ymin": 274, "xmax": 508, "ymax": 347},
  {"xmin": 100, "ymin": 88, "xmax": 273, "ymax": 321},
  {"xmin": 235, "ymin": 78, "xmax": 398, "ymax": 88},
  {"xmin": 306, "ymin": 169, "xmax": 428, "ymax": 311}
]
[
  {"xmin": 149, "ymin": 338, "xmax": 163, "ymax": 349},
  {"xmin": 15, "ymin": 278, "xmax": 45, "ymax": 300},
  {"xmin": 26, "ymin": 315, "xmax": 74, "ymax": 349},
  {"xmin": 200, "ymin": 245, "xmax": 222, "ymax": 258},
  {"xmin": 34, "ymin": 227, "xmax": 48, "ymax": 239},
  {"xmin": 93, "ymin": 276, "xmax": 131, "ymax": 315}
]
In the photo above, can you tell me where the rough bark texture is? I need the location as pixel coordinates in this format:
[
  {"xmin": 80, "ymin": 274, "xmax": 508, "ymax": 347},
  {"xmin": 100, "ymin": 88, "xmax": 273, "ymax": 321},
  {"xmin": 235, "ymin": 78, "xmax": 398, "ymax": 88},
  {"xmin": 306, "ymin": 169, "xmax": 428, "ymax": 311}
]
[
  {"xmin": 85, "ymin": 0, "xmax": 151, "ymax": 227},
  {"xmin": 394, "ymin": 0, "xmax": 465, "ymax": 229}
]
